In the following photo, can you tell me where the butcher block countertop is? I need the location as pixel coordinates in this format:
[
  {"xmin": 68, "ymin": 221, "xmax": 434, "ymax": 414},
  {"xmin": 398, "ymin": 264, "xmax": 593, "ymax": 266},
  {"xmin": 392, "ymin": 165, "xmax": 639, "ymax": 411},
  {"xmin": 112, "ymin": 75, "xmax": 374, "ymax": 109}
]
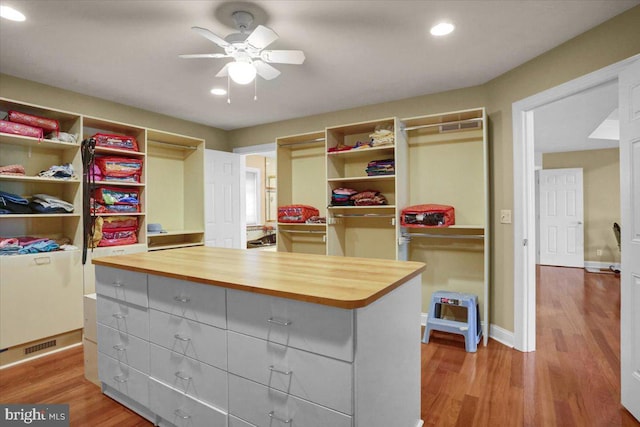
[{"xmin": 92, "ymin": 246, "xmax": 425, "ymax": 309}]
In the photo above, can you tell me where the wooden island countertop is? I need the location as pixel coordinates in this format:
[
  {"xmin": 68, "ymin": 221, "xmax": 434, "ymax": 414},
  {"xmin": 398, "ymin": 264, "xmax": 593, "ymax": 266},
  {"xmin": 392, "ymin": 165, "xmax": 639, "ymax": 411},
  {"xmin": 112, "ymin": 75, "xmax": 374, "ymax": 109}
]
[{"xmin": 92, "ymin": 246, "xmax": 425, "ymax": 309}]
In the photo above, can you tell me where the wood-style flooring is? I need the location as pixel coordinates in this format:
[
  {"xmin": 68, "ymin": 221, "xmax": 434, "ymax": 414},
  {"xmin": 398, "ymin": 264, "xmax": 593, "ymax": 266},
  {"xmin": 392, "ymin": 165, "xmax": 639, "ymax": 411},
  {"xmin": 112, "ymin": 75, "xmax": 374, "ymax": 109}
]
[{"xmin": 0, "ymin": 265, "xmax": 637, "ymax": 426}]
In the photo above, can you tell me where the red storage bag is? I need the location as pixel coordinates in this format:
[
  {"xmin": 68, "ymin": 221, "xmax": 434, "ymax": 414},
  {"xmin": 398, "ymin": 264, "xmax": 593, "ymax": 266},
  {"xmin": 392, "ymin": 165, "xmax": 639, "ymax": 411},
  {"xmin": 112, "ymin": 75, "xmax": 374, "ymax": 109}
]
[
  {"xmin": 0, "ymin": 120, "xmax": 43, "ymax": 139},
  {"xmin": 95, "ymin": 157, "xmax": 143, "ymax": 183},
  {"xmin": 93, "ymin": 133, "xmax": 139, "ymax": 152},
  {"xmin": 401, "ymin": 204, "xmax": 455, "ymax": 228},
  {"xmin": 278, "ymin": 205, "xmax": 320, "ymax": 223},
  {"xmin": 8, "ymin": 110, "xmax": 59, "ymax": 133}
]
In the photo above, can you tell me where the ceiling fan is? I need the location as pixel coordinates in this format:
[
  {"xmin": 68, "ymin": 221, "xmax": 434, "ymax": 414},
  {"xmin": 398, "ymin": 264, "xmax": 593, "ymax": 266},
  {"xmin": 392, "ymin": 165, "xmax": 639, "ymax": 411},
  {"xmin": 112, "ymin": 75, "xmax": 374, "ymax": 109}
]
[{"xmin": 179, "ymin": 11, "xmax": 305, "ymax": 85}]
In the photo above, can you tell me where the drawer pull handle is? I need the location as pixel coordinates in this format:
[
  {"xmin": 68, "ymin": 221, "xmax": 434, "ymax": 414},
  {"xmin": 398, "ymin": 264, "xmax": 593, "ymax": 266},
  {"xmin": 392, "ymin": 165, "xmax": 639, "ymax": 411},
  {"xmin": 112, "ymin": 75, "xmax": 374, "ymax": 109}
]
[
  {"xmin": 113, "ymin": 344, "xmax": 126, "ymax": 352},
  {"xmin": 113, "ymin": 375, "xmax": 128, "ymax": 383},
  {"xmin": 34, "ymin": 256, "xmax": 51, "ymax": 265},
  {"xmin": 269, "ymin": 365, "xmax": 292, "ymax": 376},
  {"xmin": 173, "ymin": 296, "xmax": 191, "ymax": 303},
  {"xmin": 268, "ymin": 411, "xmax": 292, "ymax": 424},
  {"xmin": 174, "ymin": 371, "xmax": 192, "ymax": 381},
  {"xmin": 112, "ymin": 313, "xmax": 126, "ymax": 320},
  {"xmin": 174, "ymin": 334, "xmax": 191, "ymax": 342},
  {"xmin": 267, "ymin": 317, "xmax": 292, "ymax": 327},
  {"xmin": 113, "ymin": 280, "xmax": 124, "ymax": 288},
  {"xmin": 173, "ymin": 409, "xmax": 191, "ymax": 420}
]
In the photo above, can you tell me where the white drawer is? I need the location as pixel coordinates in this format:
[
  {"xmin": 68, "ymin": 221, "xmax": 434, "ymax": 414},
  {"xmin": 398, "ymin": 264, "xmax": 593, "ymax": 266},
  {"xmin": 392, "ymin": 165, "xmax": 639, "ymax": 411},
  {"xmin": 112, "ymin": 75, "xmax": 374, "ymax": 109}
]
[
  {"xmin": 149, "ymin": 378, "xmax": 227, "ymax": 427},
  {"xmin": 228, "ymin": 415, "xmax": 256, "ymax": 427},
  {"xmin": 227, "ymin": 331, "xmax": 352, "ymax": 414},
  {"xmin": 98, "ymin": 352, "xmax": 149, "ymax": 407},
  {"xmin": 96, "ymin": 295, "xmax": 149, "ymax": 340},
  {"xmin": 229, "ymin": 374, "xmax": 352, "ymax": 427},
  {"xmin": 148, "ymin": 274, "xmax": 226, "ymax": 329},
  {"xmin": 149, "ymin": 343, "xmax": 227, "ymax": 410},
  {"xmin": 95, "ymin": 266, "xmax": 148, "ymax": 308},
  {"xmin": 149, "ymin": 309, "xmax": 227, "ymax": 370},
  {"xmin": 97, "ymin": 323, "xmax": 149, "ymax": 374},
  {"xmin": 227, "ymin": 289, "xmax": 354, "ymax": 362}
]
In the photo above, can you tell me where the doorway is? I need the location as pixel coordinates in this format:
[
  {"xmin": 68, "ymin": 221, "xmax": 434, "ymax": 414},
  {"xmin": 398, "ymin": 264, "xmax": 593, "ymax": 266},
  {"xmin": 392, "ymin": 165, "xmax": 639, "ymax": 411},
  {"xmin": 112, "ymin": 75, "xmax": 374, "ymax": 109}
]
[{"xmin": 512, "ymin": 55, "xmax": 637, "ymax": 352}]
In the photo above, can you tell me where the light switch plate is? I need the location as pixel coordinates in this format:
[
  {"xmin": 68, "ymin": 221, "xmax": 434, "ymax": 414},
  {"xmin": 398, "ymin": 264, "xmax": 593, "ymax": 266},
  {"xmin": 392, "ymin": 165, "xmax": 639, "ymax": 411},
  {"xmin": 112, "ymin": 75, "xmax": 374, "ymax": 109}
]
[{"xmin": 500, "ymin": 209, "xmax": 512, "ymax": 224}]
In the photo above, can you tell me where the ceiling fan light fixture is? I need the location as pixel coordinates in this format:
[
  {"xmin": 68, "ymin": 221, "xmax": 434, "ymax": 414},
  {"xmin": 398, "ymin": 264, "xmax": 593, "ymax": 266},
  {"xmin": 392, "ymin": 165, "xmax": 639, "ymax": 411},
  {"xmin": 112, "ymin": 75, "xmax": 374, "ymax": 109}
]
[
  {"xmin": 0, "ymin": 5, "xmax": 26, "ymax": 21},
  {"xmin": 430, "ymin": 22, "xmax": 454, "ymax": 36},
  {"xmin": 228, "ymin": 61, "xmax": 257, "ymax": 85}
]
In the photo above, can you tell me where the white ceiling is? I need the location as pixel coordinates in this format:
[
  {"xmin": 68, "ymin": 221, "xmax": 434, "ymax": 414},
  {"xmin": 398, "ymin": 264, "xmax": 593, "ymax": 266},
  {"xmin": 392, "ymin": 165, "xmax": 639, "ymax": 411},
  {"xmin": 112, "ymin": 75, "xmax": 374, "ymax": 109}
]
[
  {"xmin": 0, "ymin": 0, "xmax": 637, "ymax": 131},
  {"xmin": 534, "ymin": 80, "xmax": 619, "ymax": 153}
]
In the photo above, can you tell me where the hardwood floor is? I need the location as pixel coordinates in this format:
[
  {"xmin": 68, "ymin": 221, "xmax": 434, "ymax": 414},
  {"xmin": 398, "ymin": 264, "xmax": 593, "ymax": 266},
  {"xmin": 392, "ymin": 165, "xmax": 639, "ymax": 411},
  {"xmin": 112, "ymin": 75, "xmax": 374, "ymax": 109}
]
[{"xmin": 0, "ymin": 265, "xmax": 637, "ymax": 426}]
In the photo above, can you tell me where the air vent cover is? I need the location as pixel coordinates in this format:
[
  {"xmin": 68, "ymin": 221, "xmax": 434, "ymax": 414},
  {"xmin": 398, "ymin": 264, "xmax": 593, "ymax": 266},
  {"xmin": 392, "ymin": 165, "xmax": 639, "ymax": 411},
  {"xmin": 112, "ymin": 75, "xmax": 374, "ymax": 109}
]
[{"xmin": 24, "ymin": 339, "xmax": 57, "ymax": 355}]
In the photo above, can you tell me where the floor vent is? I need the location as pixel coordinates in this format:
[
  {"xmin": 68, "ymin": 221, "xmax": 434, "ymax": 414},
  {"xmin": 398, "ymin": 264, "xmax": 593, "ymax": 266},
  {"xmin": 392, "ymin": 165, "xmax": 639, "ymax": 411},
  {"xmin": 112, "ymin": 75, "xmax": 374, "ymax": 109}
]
[{"xmin": 24, "ymin": 340, "xmax": 57, "ymax": 355}]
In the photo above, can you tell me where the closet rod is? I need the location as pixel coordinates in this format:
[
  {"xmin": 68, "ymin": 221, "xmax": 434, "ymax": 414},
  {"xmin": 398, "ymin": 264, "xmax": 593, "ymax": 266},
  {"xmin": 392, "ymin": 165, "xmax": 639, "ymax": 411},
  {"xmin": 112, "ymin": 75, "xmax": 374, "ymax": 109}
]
[
  {"xmin": 279, "ymin": 137, "xmax": 325, "ymax": 147},
  {"xmin": 403, "ymin": 117, "xmax": 483, "ymax": 132},
  {"xmin": 403, "ymin": 233, "xmax": 484, "ymax": 240},
  {"xmin": 333, "ymin": 213, "xmax": 395, "ymax": 218},
  {"xmin": 279, "ymin": 229, "xmax": 326, "ymax": 235},
  {"xmin": 148, "ymin": 140, "xmax": 198, "ymax": 150}
]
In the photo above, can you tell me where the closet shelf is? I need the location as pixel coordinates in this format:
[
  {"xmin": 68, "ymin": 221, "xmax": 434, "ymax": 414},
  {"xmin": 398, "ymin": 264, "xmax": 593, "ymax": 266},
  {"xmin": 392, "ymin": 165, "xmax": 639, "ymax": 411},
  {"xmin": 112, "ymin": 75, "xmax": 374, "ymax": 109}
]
[
  {"xmin": 92, "ymin": 212, "xmax": 145, "ymax": 217},
  {"xmin": 277, "ymin": 222, "xmax": 326, "ymax": 227},
  {"xmin": 0, "ymin": 134, "xmax": 79, "ymax": 150},
  {"xmin": 0, "ymin": 213, "xmax": 81, "ymax": 219},
  {"xmin": 0, "ymin": 175, "xmax": 81, "ymax": 184},
  {"xmin": 147, "ymin": 229, "xmax": 203, "ymax": 236},
  {"xmin": 328, "ymin": 205, "xmax": 396, "ymax": 210},
  {"xmin": 327, "ymin": 145, "xmax": 394, "ymax": 158},
  {"xmin": 147, "ymin": 242, "xmax": 204, "ymax": 251},
  {"xmin": 328, "ymin": 175, "xmax": 395, "ymax": 183},
  {"xmin": 91, "ymin": 180, "xmax": 144, "ymax": 187}
]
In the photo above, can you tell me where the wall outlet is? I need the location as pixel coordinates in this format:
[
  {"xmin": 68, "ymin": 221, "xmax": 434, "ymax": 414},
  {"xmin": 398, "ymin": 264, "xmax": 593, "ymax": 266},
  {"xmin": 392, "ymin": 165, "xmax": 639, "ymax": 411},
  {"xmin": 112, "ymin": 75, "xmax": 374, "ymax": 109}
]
[
  {"xmin": 500, "ymin": 209, "xmax": 512, "ymax": 224},
  {"xmin": 596, "ymin": 249, "xmax": 603, "ymax": 257}
]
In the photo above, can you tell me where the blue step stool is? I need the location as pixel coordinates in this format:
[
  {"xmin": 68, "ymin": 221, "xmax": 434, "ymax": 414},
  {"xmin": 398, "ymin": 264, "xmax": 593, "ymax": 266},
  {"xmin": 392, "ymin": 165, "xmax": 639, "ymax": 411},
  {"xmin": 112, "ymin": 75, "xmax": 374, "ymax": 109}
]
[{"xmin": 422, "ymin": 291, "xmax": 482, "ymax": 352}]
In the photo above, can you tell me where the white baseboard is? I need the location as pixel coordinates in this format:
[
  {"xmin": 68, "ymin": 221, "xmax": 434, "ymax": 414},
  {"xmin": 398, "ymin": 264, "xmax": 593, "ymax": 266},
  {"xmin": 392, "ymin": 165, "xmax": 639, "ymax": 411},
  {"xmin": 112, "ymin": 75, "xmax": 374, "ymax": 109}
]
[
  {"xmin": 421, "ymin": 313, "xmax": 515, "ymax": 348},
  {"xmin": 585, "ymin": 260, "xmax": 620, "ymax": 271},
  {"xmin": 489, "ymin": 324, "xmax": 515, "ymax": 348}
]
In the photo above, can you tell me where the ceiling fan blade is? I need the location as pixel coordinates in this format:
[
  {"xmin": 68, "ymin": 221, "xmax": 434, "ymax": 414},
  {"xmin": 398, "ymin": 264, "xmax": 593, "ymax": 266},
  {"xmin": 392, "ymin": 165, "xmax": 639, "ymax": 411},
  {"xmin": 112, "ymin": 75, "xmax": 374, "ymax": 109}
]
[
  {"xmin": 254, "ymin": 61, "xmax": 281, "ymax": 80},
  {"xmin": 260, "ymin": 50, "xmax": 306, "ymax": 65},
  {"xmin": 215, "ymin": 63, "xmax": 231, "ymax": 78},
  {"xmin": 246, "ymin": 25, "xmax": 278, "ymax": 49},
  {"xmin": 179, "ymin": 53, "xmax": 229, "ymax": 59},
  {"xmin": 191, "ymin": 26, "xmax": 230, "ymax": 48}
]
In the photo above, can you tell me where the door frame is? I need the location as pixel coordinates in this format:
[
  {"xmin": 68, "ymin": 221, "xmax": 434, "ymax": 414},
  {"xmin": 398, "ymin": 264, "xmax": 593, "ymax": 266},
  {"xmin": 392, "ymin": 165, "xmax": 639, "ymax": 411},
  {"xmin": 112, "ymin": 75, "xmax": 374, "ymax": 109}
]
[{"xmin": 512, "ymin": 53, "xmax": 639, "ymax": 352}]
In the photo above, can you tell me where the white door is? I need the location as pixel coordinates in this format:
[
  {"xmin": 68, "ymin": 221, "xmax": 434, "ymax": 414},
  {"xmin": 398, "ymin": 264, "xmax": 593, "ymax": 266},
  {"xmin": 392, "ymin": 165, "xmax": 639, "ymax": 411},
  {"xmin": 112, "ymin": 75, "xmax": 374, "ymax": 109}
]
[
  {"xmin": 538, "ymin": 168, "xmax": 584, "ymax": 267},
  {"xmin": 619, "ymin": 58, "xmax": 640, "ymax": 421},
  {"xmin": 204, "ymin": 150, "xmax": 245, "ymax": 249}
]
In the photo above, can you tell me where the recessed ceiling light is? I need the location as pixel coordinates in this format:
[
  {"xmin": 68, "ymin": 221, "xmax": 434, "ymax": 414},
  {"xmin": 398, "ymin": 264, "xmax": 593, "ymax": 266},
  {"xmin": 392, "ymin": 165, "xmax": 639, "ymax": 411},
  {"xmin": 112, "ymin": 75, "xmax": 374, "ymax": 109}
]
[
  {"xmin": 430, "ymin": 22, "xmax": 454, "ymax": 36},
  {"xmin": 210, "ymin": 88, "xmax": 227, "ymax": 96},
  {"xmin": 0, "ymin": 5, "xmax": 26, "ymax": 22}
]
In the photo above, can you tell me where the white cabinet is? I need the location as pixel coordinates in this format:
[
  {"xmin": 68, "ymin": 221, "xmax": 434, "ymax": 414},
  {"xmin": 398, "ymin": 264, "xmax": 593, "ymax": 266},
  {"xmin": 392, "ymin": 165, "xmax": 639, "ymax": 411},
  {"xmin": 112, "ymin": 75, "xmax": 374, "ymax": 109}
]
[
  {"xmin": 96, "ymin": 263, "xmax": 423, "ymax": 427},
  {"xmin": 0, "ymin": 251, "xmax": 83, "ymax": 348},
  {"xmin": 0, "ymin": 98, "xmax": 84, "ymax": 352}
]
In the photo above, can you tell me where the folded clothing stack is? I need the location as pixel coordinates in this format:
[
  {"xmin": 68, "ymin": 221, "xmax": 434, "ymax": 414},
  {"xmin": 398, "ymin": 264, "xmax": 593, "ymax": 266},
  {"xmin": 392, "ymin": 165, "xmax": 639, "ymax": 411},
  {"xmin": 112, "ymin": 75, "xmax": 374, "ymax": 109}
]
[
  {"xmin": 0, "ymin": 236, "xmax": 65, "ymax": 256},
  {"xmin": 0, "ymin": 164, "xmax": 26, "ymax": 176},
  {"xmin": 30, "ymin": 194, "xmax": 74, "ymax": 214},
  {"xmin": 365, "ymin": 159, "xmax": 395, "ymax": 176},
  {"xmin": 331, "ymin": 188, "xmax": 358, "ymax": 206},
  {"xmin": 330, "ymin": 188, "xmax": 388, "ymax": 206},
  {"xmin": 0, "ymin": 190, "xmax": 32, "ymax": 214},
  {"xmin": 38, "ymin": 163, "xmax": 77, "ymax": 180},
  {"xmin": 351, "ymin": 190, "xmax": 388, "ymax": 206},
  {"xmin": 369, "ymin": 125, "xmax": 394, "ymax": 147}
]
